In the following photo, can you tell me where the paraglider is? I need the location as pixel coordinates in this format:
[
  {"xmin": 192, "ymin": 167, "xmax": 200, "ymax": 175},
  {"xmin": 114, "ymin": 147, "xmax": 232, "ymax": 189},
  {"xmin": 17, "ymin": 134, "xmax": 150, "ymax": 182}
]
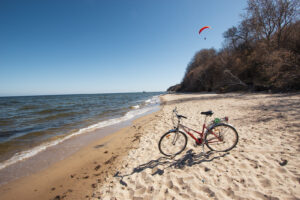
[
  {"xmin": 198, "ymin": 26, "xmax": 211, "ymax": 35},
  {"xmin": 198, "ymin": 26, "xmax": 211, "ymax": 40}
]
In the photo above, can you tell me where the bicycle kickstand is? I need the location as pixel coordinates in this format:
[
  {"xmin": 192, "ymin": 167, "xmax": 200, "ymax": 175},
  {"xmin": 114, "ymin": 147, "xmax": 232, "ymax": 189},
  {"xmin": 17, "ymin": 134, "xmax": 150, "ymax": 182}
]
[{"xmin": 201, "ymin": 143, "xmax": 205, "ymax": 155}]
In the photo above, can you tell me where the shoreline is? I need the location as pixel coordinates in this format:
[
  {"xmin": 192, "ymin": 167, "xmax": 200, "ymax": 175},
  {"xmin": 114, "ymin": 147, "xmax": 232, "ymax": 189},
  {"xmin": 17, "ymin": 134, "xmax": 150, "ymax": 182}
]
[
  {"xmin": 1, "ymin": 92, "xmax": 299, "ymax": 199},
  {"xmin": 0, "ymin": 104, "xmax": 161, "ymax": 200},
  {"xmin": 0, "ymin": 93, "xmax": 162, "ymax": 171}
]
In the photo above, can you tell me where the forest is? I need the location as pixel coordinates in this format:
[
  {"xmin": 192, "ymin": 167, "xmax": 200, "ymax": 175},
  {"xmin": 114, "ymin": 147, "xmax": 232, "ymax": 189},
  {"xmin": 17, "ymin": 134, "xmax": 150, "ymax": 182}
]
[{"xmin": 168, "ymin": 0, "xmax": 300, "ymax": 93}]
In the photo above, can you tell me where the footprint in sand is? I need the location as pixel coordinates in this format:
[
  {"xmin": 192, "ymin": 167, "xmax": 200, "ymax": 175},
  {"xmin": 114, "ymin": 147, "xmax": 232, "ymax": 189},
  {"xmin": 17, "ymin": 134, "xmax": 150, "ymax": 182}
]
[
  {"xmin": 176, "ymin": 177, "xmax": 184, "ymax": 185},
  {"xmin": 276, "ymin": 166, "xmax": 287, "ymax": 173},
  {"xmin": 201, "ymin": 186, "xmax": 216, "ymax": 198},
  {"xmin": 223, "ymin": 187, "xmax": 235, "ymax": 198},
  {"xmin": 166, "ymin": 180, "xmax": 173, "ymax": 189},
  {"xmin": 135, "ymin": 187, "xmax": 146, "ymax": 195},
  {"xmin": 259, "ymin": 178, "xmax": 272, "ymax": 188},
  {"xmin": 94, "ymin": 164, "xmax": 101, "ymax": 171}
]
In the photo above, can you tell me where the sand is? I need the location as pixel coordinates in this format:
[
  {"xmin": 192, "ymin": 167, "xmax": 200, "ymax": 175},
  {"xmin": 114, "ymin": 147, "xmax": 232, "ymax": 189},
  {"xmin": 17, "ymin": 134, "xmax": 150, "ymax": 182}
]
[
  {"xmin": 0, "ymin": 93, "xmax": 299, "ymax": 200},
  {"xmin": 0, "ymin": 112, "xmax": 159, "ymax": 200},
  {"xmin": 92, "ymin": 93, "xmax": 300, "ymax": 200}
]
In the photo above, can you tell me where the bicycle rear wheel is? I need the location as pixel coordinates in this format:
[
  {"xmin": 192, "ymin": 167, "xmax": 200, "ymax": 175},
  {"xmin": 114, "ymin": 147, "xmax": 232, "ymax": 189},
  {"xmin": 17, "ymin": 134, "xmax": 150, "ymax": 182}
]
[
  {"xmin": 205, "ymin": 123, "xmax": 238, "ymax": 152},
  {"xmin": 158, "ymin": 130, "xmax": 187, "ymax": 156}
]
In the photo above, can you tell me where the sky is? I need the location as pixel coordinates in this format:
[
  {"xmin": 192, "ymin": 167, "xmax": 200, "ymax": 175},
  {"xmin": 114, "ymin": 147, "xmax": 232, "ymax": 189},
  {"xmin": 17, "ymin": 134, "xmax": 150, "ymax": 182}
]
[{"xmin": 0, "ymin": 0, "xmax": 247, "ymax": 96}]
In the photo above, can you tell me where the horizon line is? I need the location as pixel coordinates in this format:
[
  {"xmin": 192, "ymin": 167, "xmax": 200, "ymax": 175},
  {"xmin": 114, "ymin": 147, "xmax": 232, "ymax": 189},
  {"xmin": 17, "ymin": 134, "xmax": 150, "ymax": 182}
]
[{"xmin": 0, "ymin": 91, "xmax": 165, "ymax": 98}]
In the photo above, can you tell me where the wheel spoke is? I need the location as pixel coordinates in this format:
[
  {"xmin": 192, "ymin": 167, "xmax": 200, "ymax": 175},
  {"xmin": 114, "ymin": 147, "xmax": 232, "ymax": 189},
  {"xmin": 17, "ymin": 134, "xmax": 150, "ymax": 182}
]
[
  {"xmin": 205, "ymin": 124, "xmax": 238, "ymax": 152},
  {"xmin": 159, "ymin": 131, "xmax": 187, "ymax": 156}
]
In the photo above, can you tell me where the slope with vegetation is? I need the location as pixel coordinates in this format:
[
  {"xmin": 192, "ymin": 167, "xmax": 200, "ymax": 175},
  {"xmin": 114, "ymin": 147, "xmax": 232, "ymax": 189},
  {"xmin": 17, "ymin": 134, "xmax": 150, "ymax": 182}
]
[{"xmin": 168, "ymin": 0, "xmax": 300, "ymax": 93}]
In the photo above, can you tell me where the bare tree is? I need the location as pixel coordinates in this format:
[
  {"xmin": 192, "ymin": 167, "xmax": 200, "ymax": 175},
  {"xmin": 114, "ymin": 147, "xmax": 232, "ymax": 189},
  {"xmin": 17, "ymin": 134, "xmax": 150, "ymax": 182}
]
[
  {"xmin": 246, "ymin": 0, "xmax": 277, "ymax": 45},
  {"xmin": 274, "ymin": 0, "xmax": 300, "ymax": 47},
  {"xmin": 223, "ymin": 26, "xmax": 239, "ymax": 49},
  {"xmin": 245, "ymin": 0, "xmax": 299, "ymax": 48},
  {"xmin": 223, "ymin": 18, "xmax": 254, "ymax": 51},
  {"xmin": 237, "ymin": 18, "xmax": 254, "ymax": 48}
]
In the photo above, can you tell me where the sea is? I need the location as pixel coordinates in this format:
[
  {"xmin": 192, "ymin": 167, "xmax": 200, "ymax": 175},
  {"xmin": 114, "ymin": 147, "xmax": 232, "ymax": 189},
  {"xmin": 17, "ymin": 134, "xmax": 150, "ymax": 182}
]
[{"xmin": 0, "ymin": 92, "xmax": 163, "ymax": 172}]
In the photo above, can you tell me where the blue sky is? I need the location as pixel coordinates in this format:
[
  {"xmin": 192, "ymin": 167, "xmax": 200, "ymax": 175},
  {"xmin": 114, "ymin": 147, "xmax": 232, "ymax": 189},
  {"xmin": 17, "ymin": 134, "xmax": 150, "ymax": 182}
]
[{"xmin": 0, "ymin": 0, "xmax": 247, "ymax": 96}]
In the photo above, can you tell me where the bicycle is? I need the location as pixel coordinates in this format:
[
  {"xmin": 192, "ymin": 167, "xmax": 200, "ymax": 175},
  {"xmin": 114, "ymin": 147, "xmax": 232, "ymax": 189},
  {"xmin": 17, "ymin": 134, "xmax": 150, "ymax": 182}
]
[{"xmin": 158, "ymin": 107, "xmax": 239, "ymax": 157}]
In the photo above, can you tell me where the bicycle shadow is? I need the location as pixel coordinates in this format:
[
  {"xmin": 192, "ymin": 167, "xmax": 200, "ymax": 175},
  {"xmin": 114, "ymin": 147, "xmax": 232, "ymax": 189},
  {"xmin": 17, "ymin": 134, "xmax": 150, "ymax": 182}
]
[{"xmin": 114, "ymin": 149, "xmax": 229, "ymax": 186}]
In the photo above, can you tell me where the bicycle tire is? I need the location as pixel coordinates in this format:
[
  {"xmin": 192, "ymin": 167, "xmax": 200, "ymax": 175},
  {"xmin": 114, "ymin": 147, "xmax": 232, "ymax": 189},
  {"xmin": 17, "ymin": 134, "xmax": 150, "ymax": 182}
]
[
  {"xmin": 205, "ymin": 123, "xmax": 238, "ymax": 152},
  {"xmin": 158, "ymin": 130, "xmax": 187, "ymax": 157}
]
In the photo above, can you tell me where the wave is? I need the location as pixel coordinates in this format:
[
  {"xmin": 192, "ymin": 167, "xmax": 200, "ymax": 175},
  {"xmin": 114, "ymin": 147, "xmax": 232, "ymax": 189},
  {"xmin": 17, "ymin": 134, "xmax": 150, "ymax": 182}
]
[
  {"xmin": 130, "ymin": 95, "xmax": 160, "ymax": 110},
  {"xmin": 28, "ymin": 111, "xmax": 84, "ymax": 125},
  {"xmin": 43, "ymin": 112, "xmax": 79, "ymax": 120},
  {"xmin": 0, "ymin": 119, "xmax": 14, "ymax": 126},
  {"xmin": 130, "ymin": 105, "xmax": 140, "ymax": 109},
  {"xmin": 0, "ymin": 95, "xmax": 161, "ymax": 170},
  {"xmin": 144, "ymin": 95, "xmax": 160, "ymax": 105},
  {"xmin": 19, "ymin": 105, "xmax": 39, "ymax": 110},
  {"xmin": 0, "ymin": 127, "xmax": 37, "ymax": 139},
  {"xmin": 36, "ymin": 108, "xmax": 69, "ymax": 115},
  {"xmin": 0, "ymin": 100, "xmax": 21, "ymax": 107}
]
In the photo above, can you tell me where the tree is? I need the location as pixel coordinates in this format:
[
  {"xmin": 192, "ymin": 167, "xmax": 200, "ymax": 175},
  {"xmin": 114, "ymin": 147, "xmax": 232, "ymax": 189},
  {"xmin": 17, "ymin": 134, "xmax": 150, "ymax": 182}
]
[
  {"xmin": 245, "ymin": 0, "xmax": 299, "ymax": 48},
  {"xmin": 223, "ymin": 26, "xmax": 239, "ymax": 49},
  {"xmin": 274, "ymin": 0, "xmax": 300, "ymax": 47},
  {"xmin": 223, "ymin": 18, "xmax": 254, "ymax": 51},
  {"xmin": 185, "ymin": 48, "xmax": 216, "ymax": 75}
]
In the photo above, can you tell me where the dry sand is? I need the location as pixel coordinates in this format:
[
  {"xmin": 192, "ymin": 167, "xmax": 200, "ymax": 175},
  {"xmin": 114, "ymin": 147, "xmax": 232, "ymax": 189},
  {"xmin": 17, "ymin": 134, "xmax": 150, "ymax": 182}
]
[{"xmin": 93, "ymin": 93, "xmax": 300, "ymax": 200}]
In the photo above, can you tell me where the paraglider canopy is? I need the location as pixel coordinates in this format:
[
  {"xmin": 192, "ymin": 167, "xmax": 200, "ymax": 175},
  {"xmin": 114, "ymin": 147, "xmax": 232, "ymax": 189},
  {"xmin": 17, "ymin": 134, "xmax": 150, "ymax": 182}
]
[{"xmin": 198, "ymin": 26, "xmax": 211, "ymax": 35}]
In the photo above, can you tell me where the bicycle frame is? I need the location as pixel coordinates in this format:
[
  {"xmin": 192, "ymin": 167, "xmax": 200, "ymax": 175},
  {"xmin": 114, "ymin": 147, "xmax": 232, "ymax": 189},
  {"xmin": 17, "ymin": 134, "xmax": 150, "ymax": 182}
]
[
  {"xmin": 179, "ymin": 124, "xmax": 204, "ymax": 144},
  {"xmin": 174, "ymin": 117, "xmax": 222, "ymax": 145},
  {"xmin": 159, "ymin": 109, "xmax": 238, "ymax": 156}
]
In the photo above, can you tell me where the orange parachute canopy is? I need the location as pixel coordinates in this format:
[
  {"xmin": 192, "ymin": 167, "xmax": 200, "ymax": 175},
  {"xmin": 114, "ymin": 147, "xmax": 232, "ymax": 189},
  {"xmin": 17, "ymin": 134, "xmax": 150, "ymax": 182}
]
[{"xmin": 198, "ymin": 26, "xmax": 211, "ymax": 35}]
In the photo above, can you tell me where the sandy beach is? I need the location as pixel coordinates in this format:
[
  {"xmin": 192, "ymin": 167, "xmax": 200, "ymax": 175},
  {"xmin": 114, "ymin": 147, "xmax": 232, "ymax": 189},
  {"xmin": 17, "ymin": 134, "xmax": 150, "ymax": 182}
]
[
  {"xmin": 1, "ymin": 93, "xmax": 299, "ymax": 200},
  {"xmin": 0, "ymin": 110, "xmax": 159, "ymax": 200},
  {"xmin": 93, "ymin": 93, "xmax": 300, "ymax": 200},
  {"xmin": 2, "ymin": 0, "xmax": 299, "ymax": 199}
]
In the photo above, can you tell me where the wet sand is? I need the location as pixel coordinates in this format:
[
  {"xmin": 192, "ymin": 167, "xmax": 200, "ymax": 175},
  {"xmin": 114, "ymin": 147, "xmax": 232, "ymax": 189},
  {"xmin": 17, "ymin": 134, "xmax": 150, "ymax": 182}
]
[{"xmin": 0, "ymin": 109, "xmax": 160, "ymax": 200}]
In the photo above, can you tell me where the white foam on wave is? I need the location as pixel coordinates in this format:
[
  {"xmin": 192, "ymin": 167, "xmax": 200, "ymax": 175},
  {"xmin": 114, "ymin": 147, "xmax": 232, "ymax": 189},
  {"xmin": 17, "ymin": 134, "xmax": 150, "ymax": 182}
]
[
  {"xmin": 0, "ymin": 96, "xmax": 161, "ymax": 171},
  {"xmin": 144, "ymin": 95, "xmax": 160, "ymax": 105},
  {"xmin": 131, "ymin": 105, "xmax": 140, "ymax": 109},
  {"xmin": 131, "ymin": 95, "xmax": 159, "ymax": 110}
]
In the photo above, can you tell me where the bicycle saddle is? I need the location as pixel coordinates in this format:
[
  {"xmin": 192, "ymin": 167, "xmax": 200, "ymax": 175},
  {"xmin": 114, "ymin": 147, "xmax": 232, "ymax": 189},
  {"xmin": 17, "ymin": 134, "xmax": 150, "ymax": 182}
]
[{"xmin": 201, "ymin": 111, "xmax": 213, "ymax": 116}]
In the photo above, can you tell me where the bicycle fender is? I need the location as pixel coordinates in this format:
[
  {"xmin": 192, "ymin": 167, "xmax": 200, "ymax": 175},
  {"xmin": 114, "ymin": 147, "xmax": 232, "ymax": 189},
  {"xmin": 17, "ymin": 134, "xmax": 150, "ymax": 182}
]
[
  {"xmin": 205, "ymin": 123, "xmax": 227, "ymax": 134},
  {"xmin": 205, "ymin": 123, "xmax": 236, "ymax": 134}
]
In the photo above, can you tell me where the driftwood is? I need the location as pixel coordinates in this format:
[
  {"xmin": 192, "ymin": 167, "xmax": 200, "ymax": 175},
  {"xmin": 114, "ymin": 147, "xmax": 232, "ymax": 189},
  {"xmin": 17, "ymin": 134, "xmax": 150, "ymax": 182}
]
[{"xmin": 223, "ymin": 69, "xmax": 247, "ymax": 87}]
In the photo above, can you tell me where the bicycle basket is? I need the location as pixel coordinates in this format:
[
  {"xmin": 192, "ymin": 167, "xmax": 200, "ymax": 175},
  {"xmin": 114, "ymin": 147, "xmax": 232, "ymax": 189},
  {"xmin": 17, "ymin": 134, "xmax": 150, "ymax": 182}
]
[{"xmin": 208, "ymin": 117, "xmax": 228, "ymax": 128}]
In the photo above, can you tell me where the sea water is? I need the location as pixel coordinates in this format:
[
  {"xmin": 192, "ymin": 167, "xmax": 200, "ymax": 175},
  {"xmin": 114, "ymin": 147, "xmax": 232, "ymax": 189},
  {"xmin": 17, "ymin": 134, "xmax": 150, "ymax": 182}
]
[{"xmin": 0, "ymin": 92, "xmax": 162, "ymax": 171}]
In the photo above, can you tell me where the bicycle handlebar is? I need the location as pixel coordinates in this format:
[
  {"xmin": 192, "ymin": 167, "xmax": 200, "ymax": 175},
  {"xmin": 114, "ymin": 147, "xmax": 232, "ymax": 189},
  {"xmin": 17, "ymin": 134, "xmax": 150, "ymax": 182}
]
[
  {"xmin": 177, "ymin": 114, "xmax": 187, "ymax": 119},
  {"xmin": 173, "ymin": 107, "xmax": 187, "ymax": 119},
  {"xmin": 173, "ymin": 107, "xmax": 178, "ymax": 113}
]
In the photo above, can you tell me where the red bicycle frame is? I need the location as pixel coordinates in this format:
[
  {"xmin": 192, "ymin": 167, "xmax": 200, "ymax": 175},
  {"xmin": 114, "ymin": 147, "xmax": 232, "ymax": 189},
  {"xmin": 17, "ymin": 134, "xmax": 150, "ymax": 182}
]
[
  {"xmin": 178, "ymin": 122, "xmax": 222, "ymax": 145},
  {"xmin": 172, "ymin": 108, "xmax": 225, "ymax": 145}
]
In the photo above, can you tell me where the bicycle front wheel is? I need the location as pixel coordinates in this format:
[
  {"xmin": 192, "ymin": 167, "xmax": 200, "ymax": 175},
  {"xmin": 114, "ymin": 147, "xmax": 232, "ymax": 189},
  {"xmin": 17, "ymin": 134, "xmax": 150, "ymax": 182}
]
[
  {"xmin": 158, "ymin": 130, "xmax": 187, "ymax": 157},
  {"xmin": 205, "ymin": 123, "xmax": 238, "ymax": 152}
]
